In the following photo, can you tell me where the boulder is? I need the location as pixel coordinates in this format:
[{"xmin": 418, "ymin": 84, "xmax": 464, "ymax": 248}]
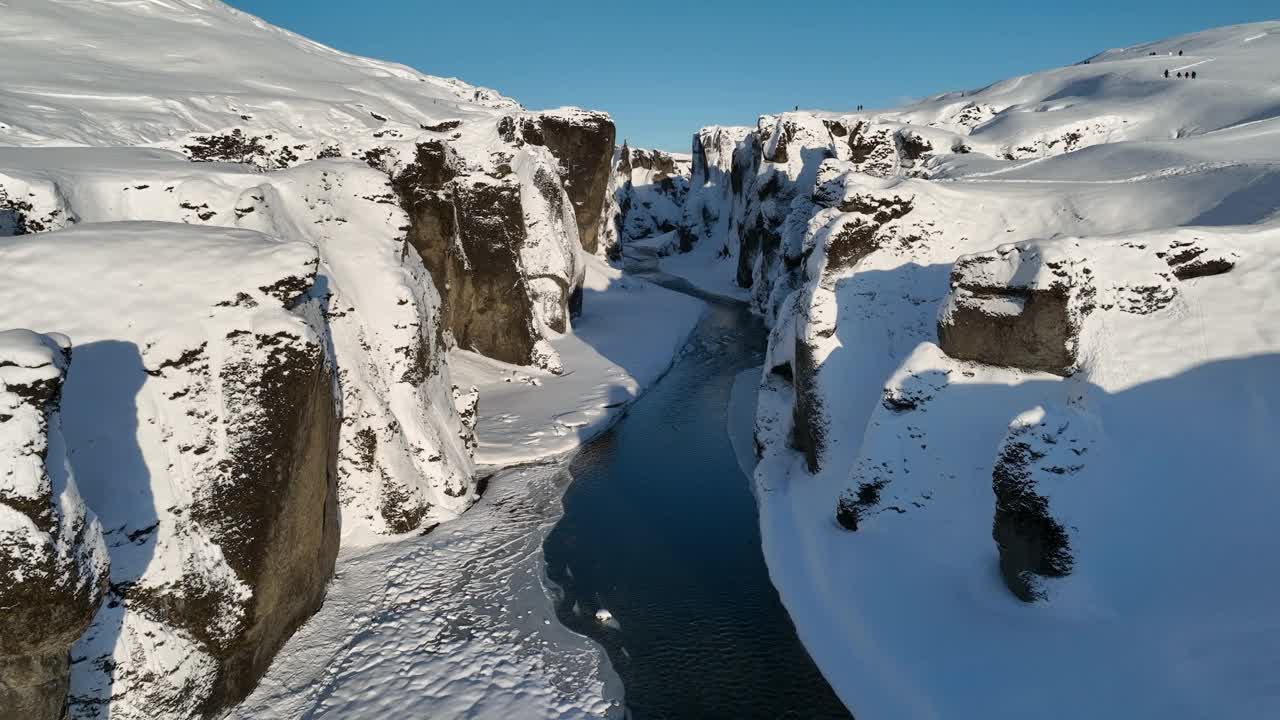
[{"xmin": 0, "ymin": 330, "xmax": 109, "ymax": 720}]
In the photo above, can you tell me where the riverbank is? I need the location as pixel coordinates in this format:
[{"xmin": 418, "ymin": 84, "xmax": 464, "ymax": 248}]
[
  {"xmin": 233, "ymin": 255, "xmax": 708, "ymax": 718},
  {"xmin": 231, "ymin": 461, "xmax": 626, "ymax": 719},
  {"xmin": 452, "ymin": 254, "xmax": 705, "ymax": 467}
]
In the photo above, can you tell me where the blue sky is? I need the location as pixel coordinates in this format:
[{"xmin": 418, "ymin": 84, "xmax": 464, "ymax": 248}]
[{"xmin": 227, "ymin": 1, "xmax": 1272, "ymax": 151}]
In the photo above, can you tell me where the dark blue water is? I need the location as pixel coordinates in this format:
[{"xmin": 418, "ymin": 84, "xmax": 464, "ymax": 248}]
[{"xmin": 543, "ymin": 299, "xmax": 851, "ymax": 720}]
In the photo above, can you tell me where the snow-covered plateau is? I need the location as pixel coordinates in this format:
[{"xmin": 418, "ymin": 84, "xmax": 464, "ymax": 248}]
[{"xmin": 2, "ymin": 0, "xmax": 1278, "ymax": 718}]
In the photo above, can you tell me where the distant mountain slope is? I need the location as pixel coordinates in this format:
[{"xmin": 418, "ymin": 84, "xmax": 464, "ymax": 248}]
[{"xmin": 0, "ymin": 0, "xmax": 517, "ymax": 148}]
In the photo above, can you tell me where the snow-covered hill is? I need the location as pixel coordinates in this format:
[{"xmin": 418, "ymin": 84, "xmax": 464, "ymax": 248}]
[
  {"xmin": 0, "ymin": 0, "xmax": 517, "ymax": 149},
  {"xmin": 660, "ymin": 20, "xmax": 1280, "ymax": 720}
]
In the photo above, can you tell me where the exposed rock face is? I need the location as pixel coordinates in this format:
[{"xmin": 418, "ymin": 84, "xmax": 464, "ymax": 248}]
[
  {"xmin": 992, "ymin": 406, "xmax": 1089, "ymax": 602},
  {"xmin": 677, "ymin": 113, "xmax": 951, "ymax": 321},
  {"xmin": 938, "ymin": 239, "xmax": 1182, "ymax": 375},
  {"xmin": 789, "ymin": 337, "xmax": 826, "ymax": 473},
  {"xmin": 762, "ymin": 179, "xmax": 923, "ymax": 475},
  {"xmin": 679, "ymin": 126, "xmax": 752, "ymax": 254},
  {"xmin": 395, "ymin": 111, "xmax": 598, "ymax": 370},
  {"xmin": 502, "ymin": 110, "xmax": 616, "ymax": 254},
  {"xmin": 0, "ymin": 223, "xmax": 340, "ymax": 719},
  {"xmin": 0, "ymin": 152, "xmax": 480, "ymax": 537},
  {"xmin": 397, "ymin": 143, "xmax": 538, "ymax": 364},
  {"xmin": 193, "ymin": 329, "xmax": 339, "ymax": 708},
  {"xmin": 0, "ymin": 330, "xmax": 109, "ymax": 720},
  {"xmin": 937, "ymin": 242, "xmax": 1088, "ymax": 376}
]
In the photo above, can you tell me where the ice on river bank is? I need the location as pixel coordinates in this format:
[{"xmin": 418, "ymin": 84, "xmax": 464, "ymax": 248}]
[
  {"xmin": 231, "ymin": 463, "xmax": 625, "ymax": 719},
  {"xmin": 452, "ymin": 255, "xmax": 705, "ymax": 467}
]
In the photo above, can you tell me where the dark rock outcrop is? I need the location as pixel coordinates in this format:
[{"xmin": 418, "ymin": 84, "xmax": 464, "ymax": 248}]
[
  {"xmin": 992, "ymin": 408, "xmax": 1087, "ymax": 602},
  {"xmin": 1158, "ymin": 238, "xmax": 1237, "ymax": 280},
  {"xmin": 89, "ymin": 281, "xmax": 340, "ymax": 718},
  {"xmin": 192, "ymin": 330, "xmax": 340, "ymax": 710},
  {"xmin": 790, "ymin": 338, "xmax": 827, "ymax": 473},
  {"xmin": 937, "ymin": 243, "xmax": 1086, "ymax": 376},
  {"xmin": 499, "ymin": 109, "xmax": 616, "ymax": 253},
  {"xmin": 0, "ymin": 330, "xmax": 109, "ymax": 720},
  {"xmin": 396, "ymin": 141, "xmax": 539, "ymax": 365}
]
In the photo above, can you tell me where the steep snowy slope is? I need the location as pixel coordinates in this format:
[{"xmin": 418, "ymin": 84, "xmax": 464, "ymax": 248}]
[
  {"xmin": 0, "ymin": 0, "xmax": 517, "ymax": 149},
  {"xmin": 832, "ymin": 21, "xmax": 1280, "ymax": 165},
  {"xmin": 667, "ymin": 20, "xmax": 1280, "ymax": 720}
]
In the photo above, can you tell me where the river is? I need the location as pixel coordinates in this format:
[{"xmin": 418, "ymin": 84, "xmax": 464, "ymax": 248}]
[{"xmin": 542, "ymin": 252, "xmax": 851, "ymax": 719}]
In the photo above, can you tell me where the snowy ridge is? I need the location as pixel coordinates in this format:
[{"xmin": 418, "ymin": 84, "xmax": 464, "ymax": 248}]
[
  {"xmin": 0, "ymin": 0, "xmax": 517, "ymax": 149},
  {"xmin": 660, "ymin": 20, "xmax": 1280, "ymax": 719}
]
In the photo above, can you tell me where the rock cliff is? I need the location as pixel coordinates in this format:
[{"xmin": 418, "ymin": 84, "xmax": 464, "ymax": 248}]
[{"xmin": 0, "ymin": 330, "xmax": 109, "ymax": 720}]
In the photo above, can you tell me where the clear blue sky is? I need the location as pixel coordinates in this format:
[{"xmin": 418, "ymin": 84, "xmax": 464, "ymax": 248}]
[{"xmin": 227, "ymin": 1, "xmax": 1272, "ymax": 152}]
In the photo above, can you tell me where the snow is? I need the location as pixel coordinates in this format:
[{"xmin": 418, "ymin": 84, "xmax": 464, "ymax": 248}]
[
  {"xmin": 0, "ymin": 0, "xmax": 517, "ymax": 149},
  {"xmin": 652, "ymin": 231, "xmax": 750, "ymax": 302},
  {"xmin": 663, "ymin": 20, "xmax": 1280, "ymax": 719},
  {"xmin": 0, "ymin": 148, "xmax": 479, "ymax": 538},
  {"xmin": 230, "ymin": 463, "xmax": 623, "ymax": 720},
  {"xmin": 452, "ymin": 255, "xmax": 704, "ymax": 467}
]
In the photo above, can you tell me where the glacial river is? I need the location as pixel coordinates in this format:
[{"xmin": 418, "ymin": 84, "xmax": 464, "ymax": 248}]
[{"xmin": 543, "ymin": 254, "xmax": 851, "ymax": 719}]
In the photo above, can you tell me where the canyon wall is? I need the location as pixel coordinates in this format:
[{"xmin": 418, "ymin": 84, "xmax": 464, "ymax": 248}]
[{"xmin": 0, "ymin": 1, "xmax": 624, "ymax": 716}]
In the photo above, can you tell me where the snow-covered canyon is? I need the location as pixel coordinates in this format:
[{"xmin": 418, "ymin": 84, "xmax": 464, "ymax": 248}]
[
  {"xmin": 2, "ymin": 1, "xmax": 1279, "ymax": 718},
  {"xmin": 655, "ymin": 20, "xmax": 1280, "ymax": 720}
]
